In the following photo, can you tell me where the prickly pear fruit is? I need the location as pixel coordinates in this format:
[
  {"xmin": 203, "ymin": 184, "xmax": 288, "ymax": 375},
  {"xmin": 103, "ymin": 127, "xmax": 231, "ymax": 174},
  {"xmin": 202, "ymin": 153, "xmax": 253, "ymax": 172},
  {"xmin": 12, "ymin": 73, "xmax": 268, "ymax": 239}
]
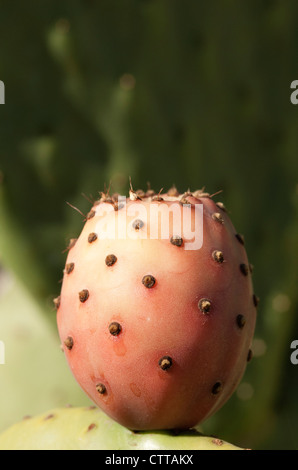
[
  {"xmin": 56, "ymin": 186, "xmax": 257, "ymax": 430},
  {"xmin": 0, "ymin": 406, "xmax": 244, "ymax": 450}
]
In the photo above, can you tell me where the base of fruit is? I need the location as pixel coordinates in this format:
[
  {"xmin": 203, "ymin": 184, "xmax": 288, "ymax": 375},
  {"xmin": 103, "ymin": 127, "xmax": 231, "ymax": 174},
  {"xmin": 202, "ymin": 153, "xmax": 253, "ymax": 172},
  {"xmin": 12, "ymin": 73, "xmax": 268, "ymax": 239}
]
[{"xmin": 0, "ymin": 406, "xmax": 244, "ymax": 450}]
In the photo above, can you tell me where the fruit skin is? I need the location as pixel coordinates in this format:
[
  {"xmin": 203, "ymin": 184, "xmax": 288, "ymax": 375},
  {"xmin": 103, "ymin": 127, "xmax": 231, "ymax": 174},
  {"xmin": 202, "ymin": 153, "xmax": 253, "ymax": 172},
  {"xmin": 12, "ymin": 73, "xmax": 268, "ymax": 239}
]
[
  {"xmin": 56, "ymin": 187, "xmax": 257, "ymax": 430},
  {"xmin": 0, "ymin": 406, "xmax": 243, "ymax": 450}
]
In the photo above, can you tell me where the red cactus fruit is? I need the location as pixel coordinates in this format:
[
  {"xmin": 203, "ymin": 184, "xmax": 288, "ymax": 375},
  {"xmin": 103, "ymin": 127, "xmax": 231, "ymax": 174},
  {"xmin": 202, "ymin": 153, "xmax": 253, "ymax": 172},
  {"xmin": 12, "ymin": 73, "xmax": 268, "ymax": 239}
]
[{"xmin": 56, "ymin": 186, "xmax": 257, "ymax": 430}]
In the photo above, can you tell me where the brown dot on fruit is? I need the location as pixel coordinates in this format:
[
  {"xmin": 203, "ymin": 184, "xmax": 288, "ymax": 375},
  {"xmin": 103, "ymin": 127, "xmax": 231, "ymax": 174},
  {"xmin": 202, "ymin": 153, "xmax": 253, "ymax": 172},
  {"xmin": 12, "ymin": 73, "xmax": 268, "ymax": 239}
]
[
  {"xmin": 236, "ymin": 314, "xmax": 246, "ymax": 329},
  {"xmin": 79, "ymin": 289, "xmax": 89, "ymax": 303},
  {"xmin": 240, "ymin": 263, "xmax": 249, "ymax": 276},
  {"xmin": 253, "ymin": 294, "xmax": 259, "ymax": 307},
  {"xmin": 109, "ymin": 322, "xmax": 122, "ymax": 336},
  {"xmin": 247, "ymin": 349, "xmax": 253, "ymax": 362},
  {"xmin": 114, "ymin": 202, "xmax": 124, "ymax": 211},
  {"xmin": 212, "ymin": 250, "xmax": 224, "ymax": 263},
  {"xmin": 44, "ymin": 414, "xmax": 54, "ymax": 421},
  {"xmin": 53, "ymin": 296, "xmax": 61, "ymax": 310},
  {"xmin": 198, "ymin": 298, "xmax": 211, "ymax": 314},
  {"xmin": 216, "ymin": 202, "xmax": 226, "ymax": 212},
  {"xmin": 87, "ymin": 423, "xmax": 97, "ymax": 432},
  {"xmin": 64, "ymin": 336, "xmax": 74, "ymax": 350},
  {"xmin": 96, "ymin": 383, "xmax": 106, "ymax": 394},
  {"xmin": 159, "ymin": 356, "xmax": 173, "ymax": 370},
  {"xmin": 152, "ymin": 195, "xmax": 164, "ymax": 202},
  {"xmin": 170, "ymin": 236, "xmax": 183, "ymax": 247},
  {"xmin": 65, "ymin": 262, "xmax": 75, "ymax": 274},
  {"xmin": 212, "ymin": 212, "xmax": 224, "ymax": 224},
  {"xmin": 87, "ymin": 210, "xmax": 96, "ymax": 220},
  {"xmin": 179, "ymin": 196, "xmax": 190, "ymax": 205},
  {"xmin": 105, "ymin": 254, "xmax": 117, "ymax": 266},
  {"xmin": 129, "ymin": 185, "xmax": 142, "ymax": 201},
  {"xmin": 142, "ymin": 275, "xmax": 156, "ymax": 288},
  {"xmin": 235, "ymin": 233, "xmax": 245, "ymax": 245},
  {"xmin": 88, "ymin": 232, "xmax": 98, "ymax": 243},
  {"xmin": 132, "ymin": 219, "xmax": 144, "ymax": 230},
  {"xmin": 212, "ymin": 382, "xmax": 222, "ymax": 395},
  {"xmin": 212, "ymin": 438, "xmax": 224, "ymax": 446}
]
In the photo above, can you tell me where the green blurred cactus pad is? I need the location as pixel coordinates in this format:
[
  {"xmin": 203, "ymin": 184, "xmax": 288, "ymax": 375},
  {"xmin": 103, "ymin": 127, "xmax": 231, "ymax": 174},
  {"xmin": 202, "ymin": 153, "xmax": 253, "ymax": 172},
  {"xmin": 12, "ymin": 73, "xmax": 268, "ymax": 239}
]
[{"xmin": 0, "ymin": 406, "xmax": 243, "ymax": 450}]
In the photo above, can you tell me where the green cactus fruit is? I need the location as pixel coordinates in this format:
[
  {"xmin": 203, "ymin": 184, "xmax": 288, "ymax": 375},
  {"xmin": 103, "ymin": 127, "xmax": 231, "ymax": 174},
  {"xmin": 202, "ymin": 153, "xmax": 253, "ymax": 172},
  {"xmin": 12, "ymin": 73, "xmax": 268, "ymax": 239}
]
[{"xmin": 0, "ymin": 406, "xmax": 244, "ymax": 450}]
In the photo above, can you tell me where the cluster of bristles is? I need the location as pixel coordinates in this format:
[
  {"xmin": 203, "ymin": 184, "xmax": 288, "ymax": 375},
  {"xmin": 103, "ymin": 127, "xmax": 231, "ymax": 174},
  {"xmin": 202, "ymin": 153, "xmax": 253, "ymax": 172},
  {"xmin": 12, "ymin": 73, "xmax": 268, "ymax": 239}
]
[
  {"xmin": 54, "ymin": 183, "xmax": 259, "ymax": 403},
  {"xmin": 73, "ymin": 182, "xmax": 226, "ymax": 220}
]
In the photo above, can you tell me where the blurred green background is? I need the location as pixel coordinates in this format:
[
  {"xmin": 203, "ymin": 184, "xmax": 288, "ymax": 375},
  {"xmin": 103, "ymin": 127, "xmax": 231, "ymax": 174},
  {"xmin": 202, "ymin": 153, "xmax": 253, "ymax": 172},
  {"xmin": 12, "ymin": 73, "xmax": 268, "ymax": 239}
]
[{"xmin": 0, "ymin": 0, "xmax": 298, "ymax": 450}]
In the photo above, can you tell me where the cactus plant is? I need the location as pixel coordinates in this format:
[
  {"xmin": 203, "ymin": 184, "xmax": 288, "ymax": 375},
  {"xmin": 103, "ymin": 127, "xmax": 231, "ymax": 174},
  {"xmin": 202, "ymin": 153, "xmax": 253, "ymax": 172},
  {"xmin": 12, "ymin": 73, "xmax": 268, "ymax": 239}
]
[{"xmin": 0, "ymin": 406, "xmax": 244, "ymax": 450}]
